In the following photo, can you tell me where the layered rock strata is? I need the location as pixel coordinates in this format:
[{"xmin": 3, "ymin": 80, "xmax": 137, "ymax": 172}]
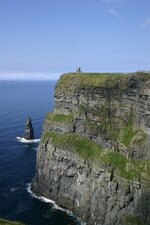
[{"xmin": 32, "ymin": 72, "xmax": 150, "ymax": 225}]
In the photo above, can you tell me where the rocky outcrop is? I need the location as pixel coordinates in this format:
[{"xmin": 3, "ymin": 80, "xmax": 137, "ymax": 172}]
[
  {"xmin": 32, "ymin": 72, "xmax": 150, "ymax": 225},
  {"xmin": 23, "ymin": 117, "xmax": 34, "ymax": 140}
]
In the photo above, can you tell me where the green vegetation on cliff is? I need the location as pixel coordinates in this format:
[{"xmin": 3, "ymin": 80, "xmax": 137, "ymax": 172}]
[
  {"xmin": 57, "ymin": 72, "xmax": 128, "ymax": 91},
  {"xmin": 45, "ymin": 112, "xmax": 73, "ymax": 122},
  {"xmin": 122, "ymin": 214, "xmax": 146, "ymax": 225},
  {"xmin": 120, "ymin": 110, "xmax": 147, "ymax": 148},
  {"xmin": 42, "ymin": 131, "xmax": 101, "ymax": 159},
  {"xmin": 82, "ymin": 107, "xmax": 147, "ymax": 148},
  {"xmin": 56, "ymin": 72, "xmax": 150, "ymax": 92},
  {"xmin": 0, "ymin": 219, "xmax": 25, "ymax": 225},
  {"xmin": 42, "ymin": 131, "xmax": 150, "ymax": 181},
  {"xmin": 121, "ymin": 115, "xmax": 135, "ymax": 147}
]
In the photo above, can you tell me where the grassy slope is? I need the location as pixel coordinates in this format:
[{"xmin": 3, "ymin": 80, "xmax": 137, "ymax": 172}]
[
  {"xmin": 0, "ymin": 219, "xmax": 25, "ymax": 225},
  {"xmin": 42, "ymin": 131, "xmax": 150, "ymax": 181},
  {"xmin": 45, "ymin": 112, "xmax": 73, "ymax": 123},
  {"xmin": 56, "ymin": 72, "xmax": 150, "ymax": 91},
  {"xmin": 122, "ymin": 214, "xmax": 146, "ymax": 225},
  {"xmin": 57, "ymin": 72, "xmax": 128, "ymax": 91}
]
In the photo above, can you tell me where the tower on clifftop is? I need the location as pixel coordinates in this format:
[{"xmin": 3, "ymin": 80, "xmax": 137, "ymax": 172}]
[{"xmin": 76, "ymin": 67, "xmax": 81, "ymax": 73}]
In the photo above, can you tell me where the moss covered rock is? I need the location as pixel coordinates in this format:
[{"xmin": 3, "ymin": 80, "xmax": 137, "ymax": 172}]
[{"xmin": 0, "ymin": 219, "xmax": 25, "ymax": 225}]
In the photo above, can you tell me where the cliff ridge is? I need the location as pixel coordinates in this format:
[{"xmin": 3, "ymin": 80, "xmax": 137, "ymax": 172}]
[{"xmin": 32, "ymin": 72, "xmax": 150, "ymax": 225}]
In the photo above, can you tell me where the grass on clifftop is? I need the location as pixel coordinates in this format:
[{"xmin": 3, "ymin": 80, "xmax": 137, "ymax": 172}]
[
  {"xmin": 45, "ymin": 112, "xmax": 73, "ymax": 123},
  {"xmin": 0, "ymin": 219, "xmax": 25, "ymax": 225},
  {"xmin": 41, "ymin": 131, "xmax": 150, "ymax": 181},
  {"xmin": 56, "ymin": 72, "xmax": 150, "ymax": 93},
  {"xmin": 56, "ymin": 72, "xmax": 129, "ymax": 90}
]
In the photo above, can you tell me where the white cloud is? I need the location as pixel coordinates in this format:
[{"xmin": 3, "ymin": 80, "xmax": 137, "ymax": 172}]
[
  {"xmin": 142, "ymin": 18, "xmax": 150, "ymax": 28},
  {"xmin": 108, "ymin": 8, "xmax": 121, "ymax": 20},
  {"xmin": 0, "ymin": 72, "xmax": 60, "ymax": 80},
  {"xmin": 109, "ymin": 8, "xmax": 119, "ymax": 17}
]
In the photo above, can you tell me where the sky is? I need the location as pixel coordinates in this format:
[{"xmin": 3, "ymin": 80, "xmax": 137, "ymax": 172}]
[{"xmin": 0, "ymin": 0, "xmax": 150, "ymax": 80}]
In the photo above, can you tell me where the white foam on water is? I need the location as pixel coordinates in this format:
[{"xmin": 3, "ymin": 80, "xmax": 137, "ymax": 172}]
[
  {"xmin": 10, "ymin": 187, "xmax": 19, "ymax": 192},
  {"xmin": 17, "ymin": 137, "xmax": 41, "ymax": 143},
  {"xmin": 26, "ymin": 183, "xmax": 86, "ymax": 225}
]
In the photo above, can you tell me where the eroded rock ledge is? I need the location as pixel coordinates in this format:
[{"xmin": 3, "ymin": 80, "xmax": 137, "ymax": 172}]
[{"xmin": 32, "ymin": 72, "xmax": 150, "ymax": 225}]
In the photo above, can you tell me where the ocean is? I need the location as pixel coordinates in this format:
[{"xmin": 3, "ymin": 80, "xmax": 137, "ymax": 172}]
[{"xmin": 0, "ymin": 81, "xmax": 82, "ymax": 225}]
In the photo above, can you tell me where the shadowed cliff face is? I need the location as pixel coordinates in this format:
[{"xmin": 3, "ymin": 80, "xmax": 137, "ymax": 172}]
[{"xmin": 32, "ymin": 72, "xmax": 150, "ymax": 225}]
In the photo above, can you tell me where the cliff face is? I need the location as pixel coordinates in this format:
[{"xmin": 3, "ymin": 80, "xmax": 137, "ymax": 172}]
[{"xmin": 32, "ymin": 72, "xmax": 150, "ymax": 225}]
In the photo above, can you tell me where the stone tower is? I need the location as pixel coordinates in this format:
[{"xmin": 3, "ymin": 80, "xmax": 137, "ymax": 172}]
[{"xmin": 76, "ymin": 67, "xmax": 81, "ymax": 73}]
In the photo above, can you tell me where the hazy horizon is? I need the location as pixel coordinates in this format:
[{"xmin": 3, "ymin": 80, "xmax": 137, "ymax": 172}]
[
  {"xmin": 0, "ymin": 0, "xmax": 149, "ymax": 80},
  {"xmin": 0, "ymin": 72, "xmax": 60, "ymax": 81},
  {"xmin": 0, "ymin": 69, "xmax": 150, "ymax": 81}
]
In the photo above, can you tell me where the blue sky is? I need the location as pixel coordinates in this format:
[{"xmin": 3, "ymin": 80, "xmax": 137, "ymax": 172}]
[{"xmin": 0, "ymin": 0, "xmax": 150, "ymax": 80}]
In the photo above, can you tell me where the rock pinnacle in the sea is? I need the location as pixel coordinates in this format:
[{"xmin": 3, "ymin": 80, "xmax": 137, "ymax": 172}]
[{"xmin": 23, "ymin": 117, "xmax": 34, "ymax": 140}]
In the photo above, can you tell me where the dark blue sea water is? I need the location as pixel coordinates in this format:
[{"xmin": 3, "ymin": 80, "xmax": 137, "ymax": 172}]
[{"xmin": 0, "ymin": 81, "xmax": 81, "ymax": 225}]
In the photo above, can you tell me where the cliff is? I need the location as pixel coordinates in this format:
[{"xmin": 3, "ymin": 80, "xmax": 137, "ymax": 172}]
[{"xmin": 32, "ymin": 72, "xmax": 150, "ymax": 225}]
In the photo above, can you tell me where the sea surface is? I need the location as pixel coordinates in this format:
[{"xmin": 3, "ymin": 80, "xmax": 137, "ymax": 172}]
[{"xmin": 0, "ymin": 81, "xmax": 82, "ymax": 225}]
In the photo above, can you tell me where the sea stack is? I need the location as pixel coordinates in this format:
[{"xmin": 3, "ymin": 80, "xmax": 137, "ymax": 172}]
[{"xmin": 23, "ymin": 117, "xmax": 34, "ymax": 140}]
